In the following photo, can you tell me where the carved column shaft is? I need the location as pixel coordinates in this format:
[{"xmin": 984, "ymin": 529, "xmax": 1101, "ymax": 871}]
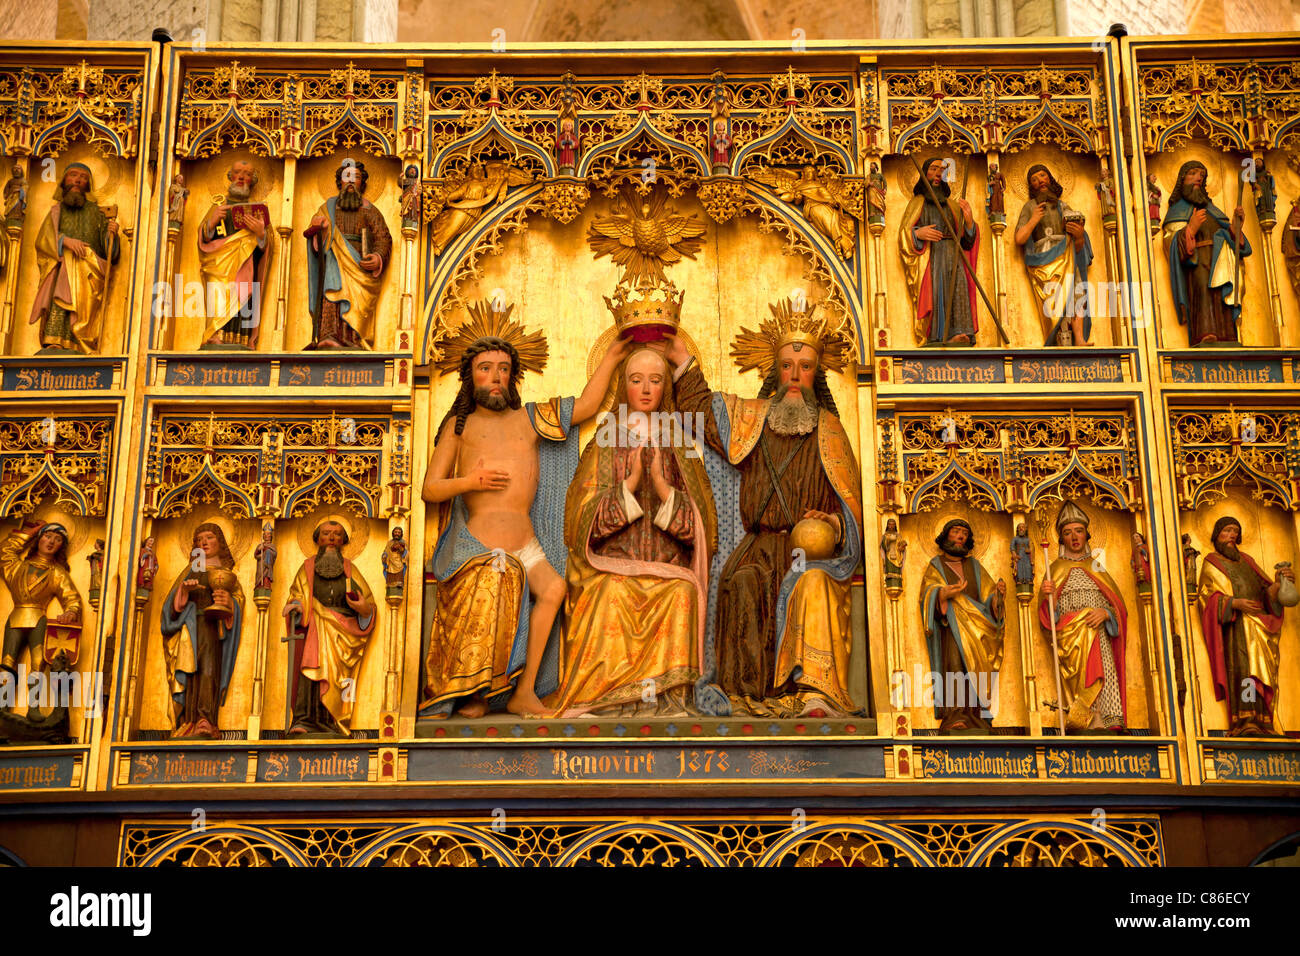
[
  {"xmin": 160, "ymin": 159, "xmax": 183, "ymax": 348},
  {"xmin": 400, "ymin": 221, "xmax": 417, "ymax": 333},
  {"xmin": 121, "ymin": 592, "xmax": 149, "ymax": 740},
  {"xmin": 1245, "ymin": 149, "xmax": 1285, "ymax": 343},
  {"xmin": 0, "ymin": 222, "xmax": 21, "ymax": 344},
  {"xmin": 247, "ymin": 587, "xmax": 271, "ymax": 740},
  {"xmin": 274, "ymin": 156, "xmax": 297, "ymax": 350},
  {"xmin": 1183, "ymin": 563, "xmax": 1207, "ymax": 733},
  {"xmin": 884, "ymin": 570, "xmax": 906, "ymax": 734},
  {"xmin": 0, "ymin": 155, "xmax": 30, "ymax": 345},
  {"xmin": 1099, "ymin": 159, "xmax": 1126, "ymax": 347},
  {"xmin": 864, "ymin": 150, "xmax": 887, "ymax": 340},
  {"xmin": 870, "ymin": 221, "xmax": 887, "ymax": 342},
  {"xmin": 384, "ymin": 591, "xmax": 403, "ymax": 715},
  {"xmin": 1131, "ymin": 511, "xmax": 1167, "ymax": 736}
]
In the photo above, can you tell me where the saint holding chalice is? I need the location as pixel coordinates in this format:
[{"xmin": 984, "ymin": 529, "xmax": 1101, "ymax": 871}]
[{"xmin": 160, "ymin": 522, "xmax": 244, "ymax": 739}]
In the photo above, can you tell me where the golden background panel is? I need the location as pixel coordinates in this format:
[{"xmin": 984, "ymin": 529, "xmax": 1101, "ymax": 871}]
[
  {"xmin": 6, "ymin": 43, "xmax": 1300, "ymax": 765},
  {"xmin": 426, "ymin": 189, "xmax": 861, "ymax": 463},
  {"xmin": 165, "ymin": 150, "xmax": 405, "ymax": 353},
  {"xmin": 135, "ymin": 514, "xmax": 391, "ymax": 735}
]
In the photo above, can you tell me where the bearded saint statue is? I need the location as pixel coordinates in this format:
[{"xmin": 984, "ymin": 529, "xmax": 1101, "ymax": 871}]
[
  {"xmin": 1013, "ymin": 163, "xmax": 1094, "ymax": 346},
  {"xmin": 197, "ymin": 159, "xmax": 273, "ymax": 348},
  {"xmin": 419, "ymin": 303, "xmax": 630, "ymax": 718},
  {"xmin": 1162, "ymin": 160, "xmax": 1251, "ymax": 347},
  {"xmin": 666, "ymin": 300, "xmax": 863, "ymax": 718},
  {"xmin": 28, "ymin": 162, "xmax": 120, "ymax": 353},
  {"xmin": 899, "ymin": 156, "xmax": 980, "ymax": 346},
  {"xmin": 1196, "ymin": 515, "xmax": 1294, "ymax": 737},
  {"xmin": 303, "ymin": 159, "xmax": 393, "ymax": 350},
  {"xmin": 282, "ymin": 519, "xmax": 377, "ymax": 736},
  {"xmin": 919, "ymin": 518, "xmax": 1005, "ymax": 733}
]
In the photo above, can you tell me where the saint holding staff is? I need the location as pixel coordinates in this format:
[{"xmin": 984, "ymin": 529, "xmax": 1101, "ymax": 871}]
[
  {"xmin": 1162, "ymin": 160, "xmax": 1251, "ymax": 347},
  {"xmin": 900, "ymin": 157, "xmax": 981, "ymax": 346}
]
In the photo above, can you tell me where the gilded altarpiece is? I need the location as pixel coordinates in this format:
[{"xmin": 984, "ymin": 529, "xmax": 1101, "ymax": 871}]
[
  {"xmin": 0, "ymin": 44, "xmax": 151, "ymax": 795},
  {"xmin": 1125, "ymin": 35, "xmax": 1300, "ymax": 790},
  {"xmin": 1166, "ymin": 404, "xmax": 1300, "ymax": 783},
  {"xmin": 110, "ymin": 407, "xmax": 411, "ymax": 785},
  {"xmin": 1130, "ymin": 43, "xmax": 1300, "ymax": 357},
  {"xmin": 0, "ymin": 49, "xmax": 153, "ymax": 368},
  {"xmin": 0, "ymin": 407, "xmax": 119, "ymax": 790},
  {"xmin": 876, "ymin": 408, "xmax": 1168, "ymax": 743},
  {"xmin": 871, "ymin": 57, "xmax": 1129, "ymax": 356},
  {"xmin": 156, "ymin": 59, "xmax": 411, "ymax": 355},
  {"xmin": 0, "ymin": 35, "xmax": 1296, "ymax": 867}
]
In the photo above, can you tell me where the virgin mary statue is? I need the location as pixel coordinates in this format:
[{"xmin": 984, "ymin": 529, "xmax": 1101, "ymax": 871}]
[{"xmin": 548, "ymin": 346, "xmax": 716, "ymax": 717}]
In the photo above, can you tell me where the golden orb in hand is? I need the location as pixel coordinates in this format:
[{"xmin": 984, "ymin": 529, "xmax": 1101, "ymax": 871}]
[{"xmin": 790, "ymin": 517, "xmax": 837, "ymax": 561}]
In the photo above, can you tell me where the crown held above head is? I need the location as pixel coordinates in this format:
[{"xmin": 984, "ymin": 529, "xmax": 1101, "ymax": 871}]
[{"xmin": 603, "ymin": 277, "xmax": 685, "ymax": 343}]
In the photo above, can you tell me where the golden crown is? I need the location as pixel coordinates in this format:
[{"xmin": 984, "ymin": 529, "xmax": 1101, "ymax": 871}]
[
  {"xmin": 731, "ymin": 296, "xmax": 847, "ymax": 376},
  {"xmin": 603, "ymin": 278, "xmax": 684, "ymax": 337}
]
